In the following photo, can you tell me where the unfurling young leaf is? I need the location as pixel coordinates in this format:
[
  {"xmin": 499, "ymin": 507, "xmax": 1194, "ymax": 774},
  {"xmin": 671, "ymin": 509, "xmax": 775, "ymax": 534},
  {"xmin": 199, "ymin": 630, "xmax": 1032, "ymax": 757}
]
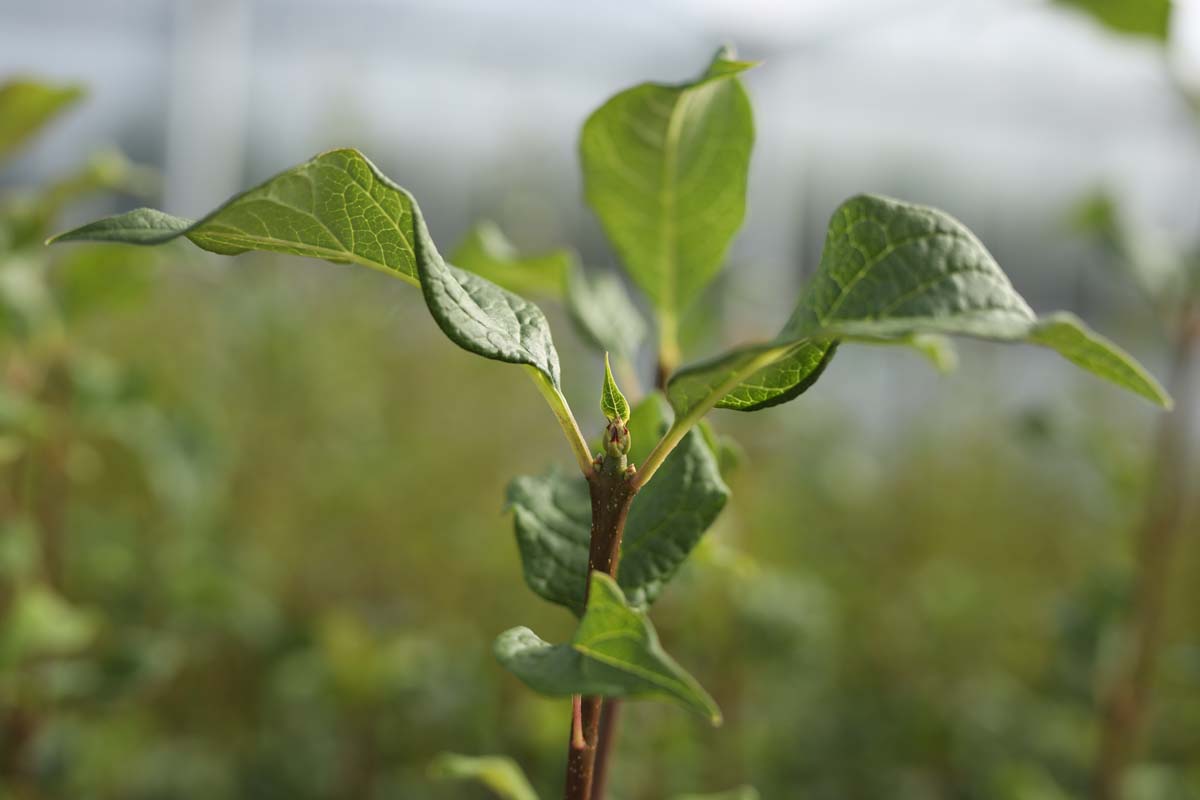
[
  {"xmin": 601, "ymin": 352, "xmax": 630, "ymax": 423},
  {"xmin": 494, "ymin": 573, "xmax": 721, "ymax": 724},
  {"xmin": 428, "ymin": 753, "xmax": 540, "ymax": 800},
  {"xmin": 581, "ymin": 46, "xmax": 756, "ymax": 365}
]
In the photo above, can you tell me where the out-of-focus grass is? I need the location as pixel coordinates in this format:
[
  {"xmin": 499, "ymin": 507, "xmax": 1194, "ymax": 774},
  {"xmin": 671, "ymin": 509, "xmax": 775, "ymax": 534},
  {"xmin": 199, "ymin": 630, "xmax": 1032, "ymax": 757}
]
[{"xmin": 4, "ymin": 247, "xmax": 1198, "ymax": 799}]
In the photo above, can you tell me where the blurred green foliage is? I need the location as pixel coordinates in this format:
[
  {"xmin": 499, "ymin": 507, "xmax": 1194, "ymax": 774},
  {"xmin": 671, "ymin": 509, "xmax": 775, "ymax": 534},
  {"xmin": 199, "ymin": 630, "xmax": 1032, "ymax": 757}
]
[{"xmin": 2, "ymin": 76, "xmax": 1198, "ymax": 800}]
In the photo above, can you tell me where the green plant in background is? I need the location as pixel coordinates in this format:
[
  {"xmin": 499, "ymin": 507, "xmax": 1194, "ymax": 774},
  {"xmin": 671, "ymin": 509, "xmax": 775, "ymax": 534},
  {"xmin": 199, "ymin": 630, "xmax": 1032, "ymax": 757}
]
[
  {"xmin": 48, "ymin": 48, "xmax": 1171, "ymax": 800},
  {"xmin": 0, "ymin": 79, "xmax": 183, "ymax": 792},
  {"xmin": 1056, "ymin": 1, "xmax": 1199, "ymax": 797}
]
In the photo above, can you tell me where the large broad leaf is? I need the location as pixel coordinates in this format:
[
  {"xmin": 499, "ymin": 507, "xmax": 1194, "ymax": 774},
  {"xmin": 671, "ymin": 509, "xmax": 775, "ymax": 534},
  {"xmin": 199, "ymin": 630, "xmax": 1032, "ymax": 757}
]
[
  {"xmin": 428, "ymin": 753, "xmax": 540, "ymax": 800},
  {"xmin": 665, "ymin": 194, "xmax": 1172, "ymax": 426},
  {"xmin": 494, "ymin": 573, "xmax": 721, "ymax": 723},
  {"xmin": 0, "ymin": 80, "xmax": 83, "ymax": 165},
  {"xmin": 508, "ymin": 395, "xmax": 728, "ymax": 615},
  {"xmin": 48, "ymin": 148, "xmax": 564, "ymax": 390},
  {"xmin": 1055, "ymin": 0, "xmax": 1170, "ymax": 41},
  {"xmin": 581, "ymin": 47, "xmax": 755, "ymax": 318}
]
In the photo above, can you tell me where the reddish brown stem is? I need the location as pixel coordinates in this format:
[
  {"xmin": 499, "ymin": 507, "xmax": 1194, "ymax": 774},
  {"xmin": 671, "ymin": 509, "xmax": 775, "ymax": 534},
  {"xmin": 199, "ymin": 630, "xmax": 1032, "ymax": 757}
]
[
  {"xmin": 1093, "ymin": 304, "xmax": 1197, "ymax": 799},
  {"xmin": 562, "ymin": 454, "xmax": 637, "ymax": 800},
  {"xmin": 591, "ymin": 698, "xmax": 622, "ymax": 800}
]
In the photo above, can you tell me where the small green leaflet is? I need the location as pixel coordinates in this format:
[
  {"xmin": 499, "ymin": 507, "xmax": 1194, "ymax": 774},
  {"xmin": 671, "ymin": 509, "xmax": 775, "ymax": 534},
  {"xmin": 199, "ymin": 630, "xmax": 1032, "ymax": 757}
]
[
  {"xmin": 451, "ymin": 220, "xmax": 573, "ymax": 297},
  {"xmin": 1055, "ymin": 0, "xmax": 1170, "ymax": 41},
  {"xmin": 494, "ymin": 572, "xmax": 721, "ymax": 723},
  {"xmin": 509, "ymin": 394, "xmax": 727, "ymax": 614},
  {"xmin": 48, "ymin": 149, "xmax": 565, "ymax": 390},
  {"xmin": 581, "ymin": 46, "xmax": 755, "ymax": 318},
  {"xmin": 601, "ymin": 353, "xmax": 629, "ymax": 422},
  {"xmin": 0, "ymin": 79, "xmax": 83, "ymax": 165},
  {"xmin": 666, "ymin": 194, "xmax": 1172, "ymax": 425},
  {"xmin": 428, "ymin": 753, "xmax": 540, "ymax": 800}
]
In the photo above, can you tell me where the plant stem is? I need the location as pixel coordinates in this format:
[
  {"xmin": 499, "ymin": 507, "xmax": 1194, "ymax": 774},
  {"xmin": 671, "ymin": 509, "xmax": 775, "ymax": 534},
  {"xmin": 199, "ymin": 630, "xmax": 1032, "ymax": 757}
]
[
  {"xmin": 591, "ymin": 698, "xmax": 622, "ymax": 800},
  {"xmin": 563, "ymin": 450, "xmax": 637, "ymax": 800},
  {"xmin": 1093, "ymin": 302, "xmax": 1197, "ymax": 799},
  {"xmin": 525, "ymin": 366, "xmax": 595, "ymax": 477}
]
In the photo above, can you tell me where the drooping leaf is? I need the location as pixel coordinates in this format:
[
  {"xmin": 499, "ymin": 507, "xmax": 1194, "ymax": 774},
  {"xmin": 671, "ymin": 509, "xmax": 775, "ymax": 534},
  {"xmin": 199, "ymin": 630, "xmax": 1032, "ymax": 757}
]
[
  {"xmin": 601, "ymin": 353, "xmax": 630, "ymax": 423},
  {"xmin": 428, "ymin": 753, "xmax": 540, "ymax": 800},
  {"xmin": 49, "ymin": 149, "xmax": 423, "ymax": 282},
  {"xmin": 508, "ymin": 394, "xmax": 727, "ymax": 614},
  {"xmin": 581, "ymin": 47, "xmax": 756, "ymax": 318},
  {"xmin": 451, "ymin": 220, "xmax": 573, "ymax": 297},
  {"xmin": 0, "ymin": 79, "xmax": 83, "ymax": 165},
  {"xmin": 565, "ymin": 267, "xmax": 647, "ymax": 360},
  {"xmin": 1055, "ymin": 0, "xmax": 1170, "ymax": 41},
  {"xmin": 48, "ymin": 148, "xmax": 565, "ymax": 389},
  {"xmin": 666, "ymin": 194, "xmax": 1172, "ymax": 425},
  {"xmin": 414, "ymin": 211, "xmax": 562, "ymax": 388},
  {"xmin": 495, "ymin": 573, "xmax": 721, "ymax": 723}
]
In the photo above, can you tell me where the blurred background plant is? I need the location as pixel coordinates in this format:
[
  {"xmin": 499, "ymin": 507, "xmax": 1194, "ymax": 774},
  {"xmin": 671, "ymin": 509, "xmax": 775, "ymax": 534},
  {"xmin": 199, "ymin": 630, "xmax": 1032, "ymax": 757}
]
[{"xmin": 1, "ymin": 0, "xmax": 1198, "ymax": 798}]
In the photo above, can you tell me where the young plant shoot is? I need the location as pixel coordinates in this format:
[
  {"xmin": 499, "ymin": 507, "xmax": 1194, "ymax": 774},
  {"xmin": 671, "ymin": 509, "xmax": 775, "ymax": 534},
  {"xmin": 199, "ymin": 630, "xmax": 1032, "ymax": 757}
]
[{"xmin": 50, "ymin": 47, "xmax": 1171, "ymax": 800}]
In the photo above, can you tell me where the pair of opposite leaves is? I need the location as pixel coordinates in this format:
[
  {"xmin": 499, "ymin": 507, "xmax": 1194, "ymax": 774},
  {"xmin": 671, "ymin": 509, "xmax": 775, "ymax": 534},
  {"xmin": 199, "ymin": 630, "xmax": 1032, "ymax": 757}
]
[{"xmin": 49, "ymin": 53, "xmax": 1171, "ymax": 721}]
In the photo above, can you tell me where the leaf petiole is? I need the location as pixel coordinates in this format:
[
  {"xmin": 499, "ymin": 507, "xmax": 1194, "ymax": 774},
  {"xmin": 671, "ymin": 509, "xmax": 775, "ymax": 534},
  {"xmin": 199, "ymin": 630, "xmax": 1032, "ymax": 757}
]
[{"xmin": 525, "ymin": 366, "xmax": 594, "ymax": 477}]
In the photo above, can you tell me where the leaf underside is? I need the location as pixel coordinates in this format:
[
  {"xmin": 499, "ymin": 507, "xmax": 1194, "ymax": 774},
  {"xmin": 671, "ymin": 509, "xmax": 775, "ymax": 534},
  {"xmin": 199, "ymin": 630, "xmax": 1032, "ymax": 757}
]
[
  {"xmin": 48, "ymin": 148, "xmax": 564, "ymax": 389},
  {"xmin": 666, "ymin": 194, "xmax": 1172, "ymax": 422},
  {"xmin": 494, "ymin": 573, "xmax": 721, "ymax": 723}
]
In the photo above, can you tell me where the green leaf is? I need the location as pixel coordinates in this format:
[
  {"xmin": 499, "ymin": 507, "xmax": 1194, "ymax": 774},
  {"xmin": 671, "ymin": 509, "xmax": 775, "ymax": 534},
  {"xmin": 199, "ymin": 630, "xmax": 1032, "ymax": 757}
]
[
  {"xmin": 1056, "ymin": 0, "xmax": 1170, "ymax": 41},
  {"xmin": 451, "ymin": 220, "xmax": 573, "ymax": 297},
  {"xmin": 565, "ymin": 267, "xmax": 647, "ymax": 360},
  {"xmin": 414, "ymin": 212, "xmax": 562, "ymax": 388},
  {"xmin": 666, "ymin": 194, "xmax": 1172, "ymax": 425},
  {"xmin": 48, "ymin": 148, "xmax": 565, "ymax": 389},
  {"xmin": 601, "ymin": 353, "xmax": 630, "ymax": 423},
  {"xmin": 0, "ymin": 79, "xmax": 83, "ymax": 165},
  {"xmin": 428, "ymin": 753, "xmax": 540, "ymax": 800},
  {"xmin": 495, "ymin": 573, "xmax": 721, "ymax": 723},
  {"xmin": 50, "ymin": 149, "xmax": 423, "ymax": 284},
  {"xmin": 508, "ymin": 395, "xmax": 728, "ymax": 614},
  {"xmin": 580, "ymin": 46, "xmax": 755, "ymax": 317}
]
